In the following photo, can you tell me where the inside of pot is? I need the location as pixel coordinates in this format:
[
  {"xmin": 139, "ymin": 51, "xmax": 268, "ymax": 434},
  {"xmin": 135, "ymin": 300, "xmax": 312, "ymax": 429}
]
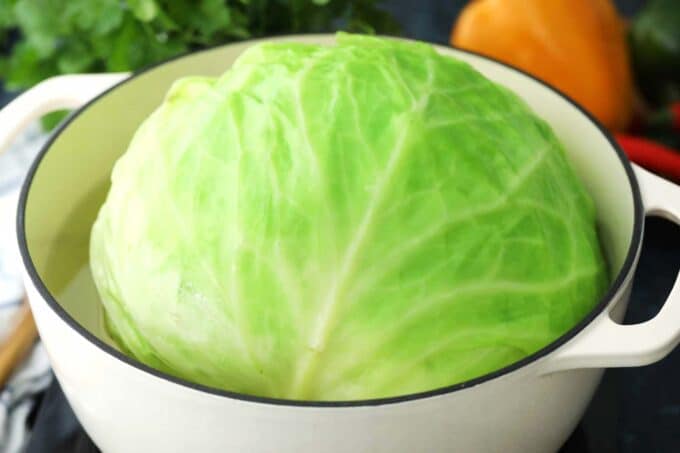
[{"xmin": 21, "ymin": 38, "xmax": 638, "ymax": 358}]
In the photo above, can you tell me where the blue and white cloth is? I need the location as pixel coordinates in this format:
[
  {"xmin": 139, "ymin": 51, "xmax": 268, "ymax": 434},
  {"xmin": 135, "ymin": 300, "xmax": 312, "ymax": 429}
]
[{"xmin": 0, "ymin": 123, "xmax": 52, "ymax": 453}]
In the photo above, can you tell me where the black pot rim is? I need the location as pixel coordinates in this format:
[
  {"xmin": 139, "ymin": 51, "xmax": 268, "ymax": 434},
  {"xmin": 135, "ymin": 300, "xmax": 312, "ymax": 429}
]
[{"xmin": 16, "ymin": 35, "xmax": 644, "ymax": 408}]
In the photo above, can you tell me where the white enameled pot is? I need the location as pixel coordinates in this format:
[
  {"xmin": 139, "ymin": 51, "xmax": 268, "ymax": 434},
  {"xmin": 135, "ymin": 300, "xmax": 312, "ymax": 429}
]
[{"xmin": 1, "ymin": 35, "xmax": 679, "ymax": 453}]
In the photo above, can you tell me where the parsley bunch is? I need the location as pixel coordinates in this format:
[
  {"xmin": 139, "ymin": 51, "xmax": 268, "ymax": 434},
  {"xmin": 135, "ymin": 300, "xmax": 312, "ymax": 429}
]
[{"xmin": 0, "ymin": 0, "xmax": 398, "ymax": 127}]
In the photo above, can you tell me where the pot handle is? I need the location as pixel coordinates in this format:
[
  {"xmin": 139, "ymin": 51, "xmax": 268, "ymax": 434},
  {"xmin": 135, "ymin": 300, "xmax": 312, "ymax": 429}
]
[
  {"xmin": 541, "ymin": 164, "xmax": 680, "ymax": 374},
  {"xmin": 0, "ymin": 73, "xmax": 128, "ymax": 155}
]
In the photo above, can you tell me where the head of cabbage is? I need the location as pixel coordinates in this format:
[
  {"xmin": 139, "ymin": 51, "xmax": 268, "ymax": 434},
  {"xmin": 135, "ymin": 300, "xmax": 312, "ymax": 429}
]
[{"xmin": 90, "ymin": 33, "xmax": 608, "ymax": 401}]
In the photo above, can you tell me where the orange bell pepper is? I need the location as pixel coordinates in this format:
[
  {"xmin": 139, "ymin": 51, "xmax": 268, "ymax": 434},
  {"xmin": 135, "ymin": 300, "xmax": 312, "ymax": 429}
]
[{"xmin": 450, "ymin": 0, "xmax": 634, "ymax": 131}]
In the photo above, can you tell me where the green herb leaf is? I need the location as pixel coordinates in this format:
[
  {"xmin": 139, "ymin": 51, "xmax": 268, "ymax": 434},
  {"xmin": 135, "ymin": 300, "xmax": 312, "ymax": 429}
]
[
  {"xmin": 13, "ymin": 0, "xmax": 61, "ymax": 57},
  {"xmin": 1, "ymin": 0, "xmax": 400, "ymax": 104},
  {"xmin": 66, "ymin": 0, "xmax": 124, "ymax": 36},
  {"xmin": 0, "ymin": 0, "xmax": 17, "ymax": 28},
  {"xmin": 2, "ymin": 41, "xmax": 57, "ymax": 90},
  {"xmin": 57, "ymin": 40, "xmax": 95, "ymax": 73},
  {"xmin": 40, "ymin": 109, "xmax": 69, "ymax": 131},
  {"xmin": 126, "ymin": 0, "xmax": 159, "ymax": 22}
]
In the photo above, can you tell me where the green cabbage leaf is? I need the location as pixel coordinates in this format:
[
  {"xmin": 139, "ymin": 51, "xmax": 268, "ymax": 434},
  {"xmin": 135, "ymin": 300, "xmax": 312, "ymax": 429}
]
[{"xmin": 90, "ymin": 33, "xmax": 608, "ymax": 400}]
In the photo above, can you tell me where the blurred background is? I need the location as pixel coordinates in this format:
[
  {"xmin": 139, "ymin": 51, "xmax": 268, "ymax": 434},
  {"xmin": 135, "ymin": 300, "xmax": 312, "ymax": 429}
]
[{"xmin": 1, "ymin": 1, "xmax": 679, "ymax": 452}]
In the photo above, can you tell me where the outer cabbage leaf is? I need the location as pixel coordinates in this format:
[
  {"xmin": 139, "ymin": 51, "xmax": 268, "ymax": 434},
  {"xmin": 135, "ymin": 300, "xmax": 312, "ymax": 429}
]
[{"xmin": 90, "ymin": 33, "xmax": 608, "ymax": 400}]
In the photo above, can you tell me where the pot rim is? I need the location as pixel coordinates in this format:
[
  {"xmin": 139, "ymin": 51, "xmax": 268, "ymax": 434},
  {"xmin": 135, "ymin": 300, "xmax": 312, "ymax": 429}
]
[{"xmin": 17, "ymin": 34, "xmax": 644, "ymax": 408}]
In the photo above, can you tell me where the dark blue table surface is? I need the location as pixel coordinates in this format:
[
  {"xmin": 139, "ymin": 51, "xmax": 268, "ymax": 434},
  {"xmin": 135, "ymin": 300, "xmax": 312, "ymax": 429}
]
[{"xmin": 6, "ymin": 0, "xmax": 678, "ymax": 451}]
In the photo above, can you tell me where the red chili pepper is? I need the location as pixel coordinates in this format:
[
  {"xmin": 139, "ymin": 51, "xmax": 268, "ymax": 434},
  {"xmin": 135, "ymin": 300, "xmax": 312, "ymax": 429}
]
[{"xmin": 615, "ymin": 133, "xmax": 680, "ymax": 182}]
